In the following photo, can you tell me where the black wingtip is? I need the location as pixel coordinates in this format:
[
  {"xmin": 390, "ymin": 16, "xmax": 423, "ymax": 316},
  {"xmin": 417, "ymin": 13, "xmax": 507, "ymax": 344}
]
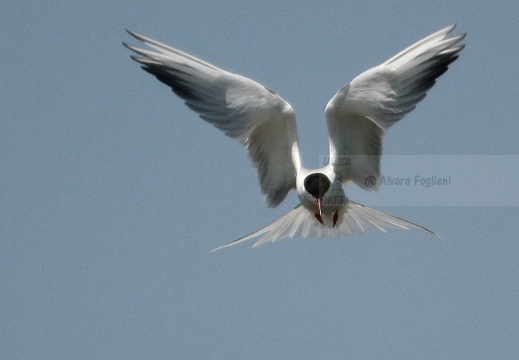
[
  {"xmin": 125, "ymin": 29, "xmax": 150, "ymax": 44},
  {"xmin": 125, "ymin": 29, "xmax": 138, "ymax": 39}
]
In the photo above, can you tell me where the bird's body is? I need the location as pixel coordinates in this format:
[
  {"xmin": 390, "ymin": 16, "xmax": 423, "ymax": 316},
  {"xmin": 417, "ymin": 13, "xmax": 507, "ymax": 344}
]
[{"xmin": 124, "ymin": 25, "xmax": 465, "ymax": 250}]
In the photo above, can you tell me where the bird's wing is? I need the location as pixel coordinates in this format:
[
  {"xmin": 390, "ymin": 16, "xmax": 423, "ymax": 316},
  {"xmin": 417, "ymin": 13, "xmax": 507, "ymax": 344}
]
[
  {"xmin": 211, "ymin": 201, "xmax": 436, "ymax": 250},
  {"xmin": 124, "ymin": 31, "xmax": 301, "ymax": 207},
  {"xmin": 325, "ymin": 25, "xmax": 465, "ymax": 191}
]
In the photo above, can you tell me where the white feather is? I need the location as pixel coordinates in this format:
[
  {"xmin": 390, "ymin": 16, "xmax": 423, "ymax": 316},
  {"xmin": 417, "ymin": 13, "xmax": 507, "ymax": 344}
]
[
  {"xmin": 124, "ymin": 25, "xmax": 464, "ymax": 250},
  {"xmin": 325, "ymin": 24, "xmax": 465, "ymax": 191},
  {"xmin": 211, "ymin": 200, "xmax": 437, "ymax": 251},
  {"xmin": 124, "ymin": 31, "xmax": 301, "ymax": 207}
]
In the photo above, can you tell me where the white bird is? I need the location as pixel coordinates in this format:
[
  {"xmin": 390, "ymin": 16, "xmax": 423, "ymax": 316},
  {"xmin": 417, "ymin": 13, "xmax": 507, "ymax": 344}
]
[{"xmin": 124, "ymin": 25, "xmax": 465, "ymax": 250}]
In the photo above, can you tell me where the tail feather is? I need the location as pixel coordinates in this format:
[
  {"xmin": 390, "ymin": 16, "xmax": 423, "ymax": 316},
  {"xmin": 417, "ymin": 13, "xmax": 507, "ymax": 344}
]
[{"xmin": 211, "ymin": 201, "xmax": 437, "ymax": 251}]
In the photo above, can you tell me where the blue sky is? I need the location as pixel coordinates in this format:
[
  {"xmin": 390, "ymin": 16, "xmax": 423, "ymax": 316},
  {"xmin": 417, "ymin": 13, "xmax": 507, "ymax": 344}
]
[{"xmin": 1, "ymin": 1, "xmax": 518, "ymax": 359}]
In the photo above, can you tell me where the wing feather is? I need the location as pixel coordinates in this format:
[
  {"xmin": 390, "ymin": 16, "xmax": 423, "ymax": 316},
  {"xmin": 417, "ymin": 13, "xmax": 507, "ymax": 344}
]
[
  {"xmin": 124, "ymin": 31, "xmax": 301, "ymax": 206},
  {"xmin": 325, "ymin": 25, "xmax": 465, "ymax": 191}
]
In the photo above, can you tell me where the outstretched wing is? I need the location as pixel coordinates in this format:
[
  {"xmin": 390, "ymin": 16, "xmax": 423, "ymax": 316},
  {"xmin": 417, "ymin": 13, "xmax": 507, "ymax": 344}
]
[
  {"xmin": 325, "ymin": 25, "xmax": 465, "ymax": 191},
  {"xmin": 124, "ymin": 32, "xmax": 301, "ymax": 207},
  {"xmin": 212, "ymin": 201, "xmax": 436, "ymax": 251}
]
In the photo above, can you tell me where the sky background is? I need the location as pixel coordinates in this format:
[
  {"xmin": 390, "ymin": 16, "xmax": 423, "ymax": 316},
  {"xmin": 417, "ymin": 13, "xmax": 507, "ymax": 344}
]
[{"xmin": 1, "ymin": 1, "xmax": 518, "ymax": 359}]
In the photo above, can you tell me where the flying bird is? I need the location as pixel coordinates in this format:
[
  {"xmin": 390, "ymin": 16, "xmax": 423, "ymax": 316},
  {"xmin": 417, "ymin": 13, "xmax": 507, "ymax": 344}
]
[{"xmin": 123, "ymin": 25, "xmax": 465, "ymax": 250}]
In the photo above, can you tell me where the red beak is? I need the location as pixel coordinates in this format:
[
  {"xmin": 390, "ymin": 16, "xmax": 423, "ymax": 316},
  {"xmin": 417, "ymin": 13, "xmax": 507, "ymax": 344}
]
[
  {"xmin": 316, "ymin": 198, "xmax": 323, "ymax": 217},
  {"xmin": 314, "ymin": 198, "xmax": 324, "ymax": 225}
]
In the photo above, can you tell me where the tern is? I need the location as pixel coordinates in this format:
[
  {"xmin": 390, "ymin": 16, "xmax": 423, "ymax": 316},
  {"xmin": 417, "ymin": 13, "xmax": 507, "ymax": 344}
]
[{"xmin": 124, "ymin": 25, "xmax": 465, "ymax": 250}]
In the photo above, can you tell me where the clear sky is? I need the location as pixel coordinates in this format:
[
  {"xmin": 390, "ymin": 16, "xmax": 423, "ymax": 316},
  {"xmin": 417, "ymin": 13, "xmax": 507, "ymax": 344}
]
[{"xmin": 2, "ymin": 1, "xmax": 518, "ymax": 359}]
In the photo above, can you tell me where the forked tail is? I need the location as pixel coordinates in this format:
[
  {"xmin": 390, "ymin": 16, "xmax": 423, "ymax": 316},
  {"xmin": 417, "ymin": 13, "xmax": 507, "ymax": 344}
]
[{"xmin": 212, "ymin": 201, "xmax": 438, "ymax": 251}]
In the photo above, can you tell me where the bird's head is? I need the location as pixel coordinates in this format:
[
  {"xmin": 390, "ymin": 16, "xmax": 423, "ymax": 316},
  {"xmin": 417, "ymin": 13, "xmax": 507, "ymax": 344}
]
[
  {"xmin": 299, "ymin": 171, "xmax": 347, "ymax": 219},
  {"xmin": 302, "ymin": 173, "xmax": 331, "ymax": 216}
]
